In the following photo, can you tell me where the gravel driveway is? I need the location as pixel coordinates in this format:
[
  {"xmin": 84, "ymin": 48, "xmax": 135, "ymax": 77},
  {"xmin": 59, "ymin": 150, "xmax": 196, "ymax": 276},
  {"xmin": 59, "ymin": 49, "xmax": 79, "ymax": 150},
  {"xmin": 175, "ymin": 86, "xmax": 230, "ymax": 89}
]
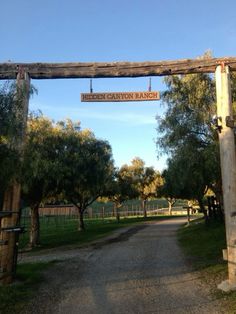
[{"xmin": 22, "ymin": 217, "xmax": 224, "ymax": 314}]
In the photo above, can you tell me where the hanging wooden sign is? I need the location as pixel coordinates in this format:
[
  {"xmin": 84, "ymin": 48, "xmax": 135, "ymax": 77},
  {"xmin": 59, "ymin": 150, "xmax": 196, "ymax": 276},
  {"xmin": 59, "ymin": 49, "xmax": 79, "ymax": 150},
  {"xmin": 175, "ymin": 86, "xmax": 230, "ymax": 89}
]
[{"xmin": 81, "ymin": 91, "xmax": 160, "ymax": 102}]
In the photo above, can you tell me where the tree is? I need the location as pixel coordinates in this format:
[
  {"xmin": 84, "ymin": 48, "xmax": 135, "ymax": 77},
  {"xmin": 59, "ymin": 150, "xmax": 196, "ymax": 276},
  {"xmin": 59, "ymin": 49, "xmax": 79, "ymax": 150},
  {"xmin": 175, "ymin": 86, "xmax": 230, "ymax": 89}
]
[
  {"xmin": 22, "ymin": 113, "xmax": 62, "ymax": 247},
  {"xmin": 0, "ymin": 82, "xmax": 21, "ymax": 207},
  {"xmin": 156, "ymin": 69, "xmax": 221, "ymax": 220},
  {"xmin": 0, "ymin": 81, "xmax": 36, "ymax": 208},
  {"xmin": 59, "ymin": 127, "xmax": 115, "ymax": 231},
  {"xmin": 157, "ymin": 73, "xmax": 216, "ymax": 154},
  {"xmin": 129, "ymin": 157, "xmax": 162, "ymax": 217},
  {"xmin": 106, "ymin": 165, "xmax": 139, "ymax": 222},
  {"xmin": 159, "ymin": 170, "xmax": 177, "ymax": 216},
  {"xmin": 164, "ymin": 146, "xmax": 210, "ymax": 220}
]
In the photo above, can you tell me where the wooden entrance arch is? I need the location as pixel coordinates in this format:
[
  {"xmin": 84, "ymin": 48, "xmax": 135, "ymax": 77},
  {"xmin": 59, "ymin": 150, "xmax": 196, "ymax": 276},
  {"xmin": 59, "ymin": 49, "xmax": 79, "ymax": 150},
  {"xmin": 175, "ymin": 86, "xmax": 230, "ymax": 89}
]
[{"xmin": 0, "ymin": 57, "xmax": 236, "ymax": 291}]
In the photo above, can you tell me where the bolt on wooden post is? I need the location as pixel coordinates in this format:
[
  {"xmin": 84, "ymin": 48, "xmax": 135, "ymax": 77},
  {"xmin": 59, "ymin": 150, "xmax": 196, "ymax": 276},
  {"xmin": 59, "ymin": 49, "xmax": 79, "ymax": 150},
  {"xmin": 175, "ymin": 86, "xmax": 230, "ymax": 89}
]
[
  {"xmin": 0, "ymin": 70, "xmax": 30, "ymax": 285},
  {"xmin": 215, "ymin": 65, "xmax": 236, "ymax": 292}
]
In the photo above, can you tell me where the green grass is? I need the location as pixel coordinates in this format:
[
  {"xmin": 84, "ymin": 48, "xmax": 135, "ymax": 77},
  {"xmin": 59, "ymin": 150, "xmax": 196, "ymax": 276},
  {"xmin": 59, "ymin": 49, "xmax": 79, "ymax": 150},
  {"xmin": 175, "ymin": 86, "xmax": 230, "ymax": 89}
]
[
  {"xmin": 0, "ymin": 262, "xmax": 55, "ymax": 314},
  {"xmin": 20, "ymin": 215, "xmax": 179, "ymax": 251},
  {"xmin": 178, "ymin": 218, "xmax": 226, "ymax": 269},
  {"xmin": 178, "ymin": 218, "xmax": 236, "ymax": 313}
]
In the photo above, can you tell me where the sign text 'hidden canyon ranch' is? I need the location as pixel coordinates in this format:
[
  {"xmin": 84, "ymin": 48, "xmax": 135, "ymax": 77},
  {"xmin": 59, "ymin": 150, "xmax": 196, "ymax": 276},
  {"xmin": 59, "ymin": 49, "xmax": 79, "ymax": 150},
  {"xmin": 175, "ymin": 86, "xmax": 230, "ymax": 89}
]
[{"xmin": 81, "ymin": 91, "xmax": 160, "ymax": 102}]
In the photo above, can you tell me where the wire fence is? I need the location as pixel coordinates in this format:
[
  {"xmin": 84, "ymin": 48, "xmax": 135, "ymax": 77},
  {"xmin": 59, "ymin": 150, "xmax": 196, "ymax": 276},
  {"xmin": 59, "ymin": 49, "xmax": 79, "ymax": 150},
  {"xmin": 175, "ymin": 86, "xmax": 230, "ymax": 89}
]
[
  {"xmin": 0, "ymin": 199, "xmax": 220, "ymax": 281},
  {"xmin": 0, "ymin": 203, "xmax": 191, "ymax": 278},
  {"xmin": 36, "ymin": 204, "xmax": 188, "ymax": 219},
  {"xmin": 17, "ymin": 204, "xmax": 189, "ymax": 250}
]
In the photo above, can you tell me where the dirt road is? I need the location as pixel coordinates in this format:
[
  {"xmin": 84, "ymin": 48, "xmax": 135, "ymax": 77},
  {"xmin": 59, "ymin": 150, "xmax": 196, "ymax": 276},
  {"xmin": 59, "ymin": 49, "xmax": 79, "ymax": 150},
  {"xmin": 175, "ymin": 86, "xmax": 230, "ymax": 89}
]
[{"xmin": 23, "ymin": 217, "xmax": 224, "ymax": 314}]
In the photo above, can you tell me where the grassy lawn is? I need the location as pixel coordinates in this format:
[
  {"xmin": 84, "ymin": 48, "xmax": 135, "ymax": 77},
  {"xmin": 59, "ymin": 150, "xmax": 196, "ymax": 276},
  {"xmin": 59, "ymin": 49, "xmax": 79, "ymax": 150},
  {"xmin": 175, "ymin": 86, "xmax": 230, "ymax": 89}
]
[
  {"xmin": 178, "ymin": 218, "xmax": 226, "ymax": 269},
  {"xmin": 0, "ymin": 262, "xmax": 55, "ymax": 314},
  {"xmin": 178, "ymin": 218, "xmax": 236, "ymax": 313}
]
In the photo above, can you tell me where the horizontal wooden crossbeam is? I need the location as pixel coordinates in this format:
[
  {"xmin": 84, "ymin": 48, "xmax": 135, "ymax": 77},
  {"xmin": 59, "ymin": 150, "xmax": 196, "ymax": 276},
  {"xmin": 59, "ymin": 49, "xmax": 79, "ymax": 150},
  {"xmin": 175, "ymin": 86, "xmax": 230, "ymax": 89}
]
[{"xmin": 1, "ymin": 57, "xmax": 236, "ymax": 80}]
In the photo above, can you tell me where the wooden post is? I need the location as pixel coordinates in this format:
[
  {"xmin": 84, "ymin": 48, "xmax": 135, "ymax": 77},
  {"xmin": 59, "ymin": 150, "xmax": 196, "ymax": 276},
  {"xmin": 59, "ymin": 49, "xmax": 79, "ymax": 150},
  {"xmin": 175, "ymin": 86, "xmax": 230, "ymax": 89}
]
[
  {"xmin": 0, "ymin": 70, "xmax": 30, "ymax": 284},
  {"xmin": 216, "ymin": 65, "xmax": 236, "ymax": 292}
]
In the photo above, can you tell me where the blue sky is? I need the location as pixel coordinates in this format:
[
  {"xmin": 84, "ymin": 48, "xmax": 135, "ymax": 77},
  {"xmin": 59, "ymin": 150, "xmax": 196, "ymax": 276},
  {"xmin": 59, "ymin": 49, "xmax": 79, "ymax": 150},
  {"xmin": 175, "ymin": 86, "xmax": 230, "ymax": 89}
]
[{"xmin": 1, "ymin": 0, "xmax": 236, "ymax": 170}]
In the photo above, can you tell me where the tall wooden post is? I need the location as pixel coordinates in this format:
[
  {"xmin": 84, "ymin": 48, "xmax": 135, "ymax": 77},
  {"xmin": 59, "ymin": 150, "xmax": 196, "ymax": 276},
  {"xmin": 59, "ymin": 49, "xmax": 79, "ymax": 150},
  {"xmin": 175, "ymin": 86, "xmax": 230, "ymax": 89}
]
[
  {"xmin": 0, "ymin": 69, "xmax": 30, "ymax": 284},
  {"xmin": 216, "ymin": 65, "xmax": 236, "ymax": 291}
]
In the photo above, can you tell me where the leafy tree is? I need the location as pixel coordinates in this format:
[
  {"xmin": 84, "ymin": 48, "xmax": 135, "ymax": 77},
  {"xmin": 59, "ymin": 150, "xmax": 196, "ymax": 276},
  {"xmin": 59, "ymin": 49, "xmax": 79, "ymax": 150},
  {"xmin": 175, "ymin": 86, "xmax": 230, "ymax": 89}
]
[
  {"xmin": 129, "ymin": 157, "xmax": 162, "ymax": 217},
  {"xmin": 22, "ymin": 113, "xmax": 62, "ymax": 247},
  {"xmin": 0, "ymin": 82, "xmax": 21, "ymax": 207},
  {"xmin": 59, "ymin": 127, "xmax": 115, "ymax": 231},
  {"xmin": 156, "ymin": 70, "xmax": 220, "ymax": 220},
  {"xmin": 22, "ymin": 114, "xmax": 114, "ymax": 244},
  {"xmin": 164, "ymin": 145, "xmax": 210, "ymax": 220},
  {"xmin": 159, "ymin": 170, "xmax": 177, "ymax": 215},
  {"xmin": 106, "ymin": 158, "xmax": 162, "ymax": 220},
  {"xmin": 106, "ymin": 165, "xmax": 139, "ymax": 221},
  {"xmin": 157, "ymin": 73, "xmax": 216, "ymax": 154},
  {"xmin": 0, "ymin": 80, "xmax": 36, "ymax": 209}
]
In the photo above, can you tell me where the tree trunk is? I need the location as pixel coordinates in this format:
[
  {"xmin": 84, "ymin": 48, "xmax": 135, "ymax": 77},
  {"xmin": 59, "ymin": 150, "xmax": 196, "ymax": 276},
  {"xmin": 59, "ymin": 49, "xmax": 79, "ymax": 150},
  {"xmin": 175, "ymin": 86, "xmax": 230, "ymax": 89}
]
[
  {"xmin": 115, "ymin": 203, "xmax": 120, "ymax": 223},
  {"xmin": 29, "ymin": 204, "xmax": 40, "ymax": 248},
  {"xmin": 142, "ymin": 199, "xmax": 147, "ymax": 218},
  {"xmin": 78, "ymin": 208, "xmax": 85, "ymax": 231},
  {"xmin": 112, "ymin": 203, "xmax": 115, "ymax": 217},
  {"xmin": 198, "ymin": 198, "xmax": 209, "ymax": 225},
  {"xmin": 168, "ymin": 201, "xmax": 172, "ymax": 216}
]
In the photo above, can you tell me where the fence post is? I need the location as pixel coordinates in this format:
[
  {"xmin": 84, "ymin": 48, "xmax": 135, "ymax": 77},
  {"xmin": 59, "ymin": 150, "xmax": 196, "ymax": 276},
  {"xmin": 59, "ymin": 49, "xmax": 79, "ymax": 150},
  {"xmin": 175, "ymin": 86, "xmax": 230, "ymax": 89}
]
[{"xmin": 216, "ymin": 65, "xmax": 236, "ymax": 292}]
